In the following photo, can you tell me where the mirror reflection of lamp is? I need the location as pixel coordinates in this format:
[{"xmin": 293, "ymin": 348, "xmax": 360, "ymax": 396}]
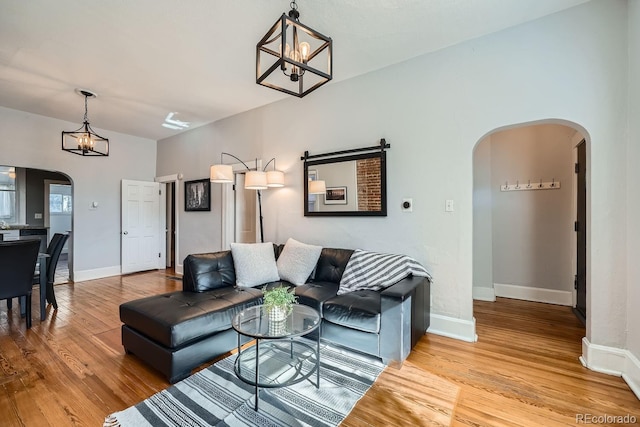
[{"xmin": 308, "ymin": 179, "xmax": 326, "ymax": 194}]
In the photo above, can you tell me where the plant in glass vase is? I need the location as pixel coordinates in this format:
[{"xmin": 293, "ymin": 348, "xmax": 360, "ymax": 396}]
[{"xmin": 262, "ymin": 285, "xmax": 297, "ymax": 322}]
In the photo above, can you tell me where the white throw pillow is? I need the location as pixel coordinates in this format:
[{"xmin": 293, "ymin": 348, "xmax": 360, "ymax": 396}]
[
  {"xmin": 230, "ymin": 242, "xmax": 280, "ymax": 287},
  {"xmin": 276, "ymin": 238, "xmax": 322, "ymax": 286}
]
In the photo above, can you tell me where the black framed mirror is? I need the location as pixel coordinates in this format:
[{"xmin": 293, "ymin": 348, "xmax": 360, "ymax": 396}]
[{"xmin": 302, "ymin": 140, "xmax": 389, "ymax": 217}]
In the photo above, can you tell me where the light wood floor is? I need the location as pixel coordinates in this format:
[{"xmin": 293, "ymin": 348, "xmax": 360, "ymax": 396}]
[{"xmin": 1, "ymin": 270, "xmax": 638, "ymax": 426}]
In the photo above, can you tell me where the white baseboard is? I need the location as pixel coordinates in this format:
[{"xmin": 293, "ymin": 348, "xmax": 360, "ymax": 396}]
[
  {"xmin": 427, "ymin": 314, "xmax": 477, "ymax": 342},
  {"xmin": 74, "ymin": 264, "xmax": 183, "ymax": 282},
  {"xmin": 473, "ymin": 286, "xmax": 496, "ymax": 301},
  {"xmin": 73, "ymin": 265, "xmax": 122, "ymax": 282},
  {"xmin": 494, "ymin": 283, "xmax": 572, "ymax": 306},
  {"xmin": 581, "ymin": 337, "xmax": 640, "ymax": 400}
]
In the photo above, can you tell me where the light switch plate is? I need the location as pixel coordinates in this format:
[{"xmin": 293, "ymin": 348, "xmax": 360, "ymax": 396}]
[{"xmin": 445, "ymin": 199, "xmax": 454, "ymax": 212}]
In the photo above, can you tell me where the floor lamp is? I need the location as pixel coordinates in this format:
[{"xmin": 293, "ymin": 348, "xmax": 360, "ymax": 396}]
[{"xmin": 210, "ymin": 153, "xmax": 284, "ymax": 243}]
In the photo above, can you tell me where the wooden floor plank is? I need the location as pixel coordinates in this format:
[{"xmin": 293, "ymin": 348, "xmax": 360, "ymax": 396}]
[{"xmin": 1, "ymin": 274, "xmax": 638, "ymax": 426}]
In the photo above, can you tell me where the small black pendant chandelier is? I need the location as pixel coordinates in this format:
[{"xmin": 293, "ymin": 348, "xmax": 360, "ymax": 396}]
[
  {"xmin": 256, "ymin": 0, "xmax": 332, "ymax": 98},
  {"xmin": 61, "ymin": 89, "xmax": 109, "ymax": 156}
]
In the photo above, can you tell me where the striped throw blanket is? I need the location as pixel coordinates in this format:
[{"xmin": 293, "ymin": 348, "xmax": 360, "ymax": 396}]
[{"xmin": 337, "ymin": 249, "xmax": 432, "ymax": 295}]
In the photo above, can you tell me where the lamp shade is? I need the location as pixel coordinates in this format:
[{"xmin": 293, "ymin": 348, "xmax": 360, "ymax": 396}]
[
  {"xmin": 308, "ymin": 179, "xmax": 326, "ymax": 194},
  {"xmin": 266, "ymin": 170, "xmax": 285, "ymax": 187},
  {"xmin": 210, "ymin": 164, "xmax": 233, "ymax": 183},
  {"xmin": 245, "ymin": 171, "xmax": 268, "ymax": 190}
]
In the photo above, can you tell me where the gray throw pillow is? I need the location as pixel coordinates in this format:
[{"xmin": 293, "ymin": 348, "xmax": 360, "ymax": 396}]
[
  {"xmin": 230, "ymin": 242, "xmax": 280, "ymax": 287},
  {"xmin": 276, "ymin": 238, "xmax": 322, "ymax": 286}
]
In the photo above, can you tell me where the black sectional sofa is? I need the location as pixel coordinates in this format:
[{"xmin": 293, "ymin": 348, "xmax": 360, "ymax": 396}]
[{"xmin": 119, "ymin": 245, "xmax": 430, "ymax": 383}]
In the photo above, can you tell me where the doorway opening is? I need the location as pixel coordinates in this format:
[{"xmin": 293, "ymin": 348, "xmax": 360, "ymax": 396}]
[
  {"xmin": 165, "ymin": 181, "xmax": 176, "ymax": 270},
  {"xmin": 472, "ymin": 121, "xmax": 589, "ymax": 328},
  {"xmin": 155, "ymin": 174, "xmax": 181, "ymax": 274},
  {"xmin": 45, "ymin": 180, "xmax": 72, "ymax": 284},
  {"xmin": 221, "ymin": 159, "xmax": 262, "ymax": 250}
]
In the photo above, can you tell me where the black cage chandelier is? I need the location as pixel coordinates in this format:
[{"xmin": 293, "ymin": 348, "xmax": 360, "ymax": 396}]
[
  {"xmin": 61, "ymin": 89, "xmax": 109, "ymax": 156},
  {"xmin": 256, "ymin": 0, "xmax": 332, "ymax": 98}
]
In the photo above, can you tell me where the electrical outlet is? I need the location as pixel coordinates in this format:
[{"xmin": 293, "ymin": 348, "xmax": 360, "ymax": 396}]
[{"xmin": 34, "ymin": 213, "xmax": 42, "ymax": 219}]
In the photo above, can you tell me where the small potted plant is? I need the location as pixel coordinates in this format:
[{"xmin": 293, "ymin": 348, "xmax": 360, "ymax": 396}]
[{"xmin": 262, "ymin": 285, "xmax": 297, "ymax": 322}]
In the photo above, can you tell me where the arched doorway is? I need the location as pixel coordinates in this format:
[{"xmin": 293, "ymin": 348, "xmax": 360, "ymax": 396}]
[
  {"xmin": 0, "ymin": 165, "xmax": 74, "ymax": 282},
  {"xmin": 472, "ymin": 120, "xmax": 589, "ymax": 329}
]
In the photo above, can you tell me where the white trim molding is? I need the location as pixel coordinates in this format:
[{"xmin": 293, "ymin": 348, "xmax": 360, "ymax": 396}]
[
  {"xmin": 155, "ymin": 173, "xmax": 181, "ymax": 273},
  {"xmin": 427, "ymin": 314, "xmax": 478, "ymax": 342},
  {"xmin": 580, "ymin": 337, "xmax": 640, "ymax": 400},
  {"xmin": 473, "ymin": 286, "xmax": 496, "ymax": 301},
  {"xmin": 494, "ymin": 283, "xmax": 572, "ymax": 306},
  {"xmin": 74, "ymin": 265, "xmax": 122, "ymax": 282}
]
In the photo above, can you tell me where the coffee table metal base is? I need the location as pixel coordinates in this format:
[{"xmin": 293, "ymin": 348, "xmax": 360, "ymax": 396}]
[{"xmin": 234, "ymin": 335, "xmax": 320, "ymax": 411}]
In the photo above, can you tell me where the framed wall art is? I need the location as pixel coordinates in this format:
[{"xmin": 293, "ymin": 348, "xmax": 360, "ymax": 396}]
[
  {"xmin": 324, "ymin": 186, "xmax": 347, "ymax": 205},
  {"xmin": 184, "ymin": 178, "xmax": 211, "ymax": 211}
]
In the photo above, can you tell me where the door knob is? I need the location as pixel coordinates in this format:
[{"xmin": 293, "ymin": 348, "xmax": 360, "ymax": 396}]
[{"xmin": 123, "ymin": 231, "xmax": 128, "ymax": 235}]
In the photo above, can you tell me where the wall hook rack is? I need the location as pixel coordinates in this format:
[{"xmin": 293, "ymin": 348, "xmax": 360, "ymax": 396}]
[{"xmin": 501, "ymin": 178, "xmax": 561, "ymax": 192}]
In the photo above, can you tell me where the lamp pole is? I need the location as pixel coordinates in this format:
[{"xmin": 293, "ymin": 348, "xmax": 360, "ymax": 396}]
[{"xmin": 257, "ymin": 190, "xmax": 264, "ymax": 243}]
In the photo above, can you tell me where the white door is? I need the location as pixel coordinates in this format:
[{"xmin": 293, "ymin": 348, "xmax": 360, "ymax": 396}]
[
  {"xmin": 235, "ymin": 173, "xmax": 258, "ymax": 243},
  {"xmin": 121, "ymin": 180, "xmax": 162, "ymax": 274}
]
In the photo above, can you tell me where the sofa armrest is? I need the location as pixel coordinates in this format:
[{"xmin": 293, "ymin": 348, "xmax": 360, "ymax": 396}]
[
  {"xmin": 380, "ymin": 275, "xmax": 430, "ymax": 367},
  {"xmin": 380, "ymin": 275, "xmax": 425, "ymax": 301}
]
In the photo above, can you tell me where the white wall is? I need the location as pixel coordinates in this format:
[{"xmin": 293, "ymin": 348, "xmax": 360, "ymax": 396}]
[
  {"xmin": 0, "ymin": 106, "xmax": 157, "ymax": 280},
  {"xmin": 626, "ymin": 0, "xmax": 640, "ymax": 394},
  {"xmin": 158, "ymin": 1, "xmax": 630, "ymax": 350},
  {"xmin": 486, "ymin": 125, "xmax": 575, "ymax": 304},
  {"xmin": 472, "ymin": 138, "xmax": 493, "ymax": 300}
]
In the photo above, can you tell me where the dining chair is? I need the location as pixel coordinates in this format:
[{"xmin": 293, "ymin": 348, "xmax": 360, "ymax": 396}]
[
  {"xmin": 0, "ymin": 239, "xmax": 40, "ymax": 328},
  {"xmin": 33, "ymin": 233, "xmax": 69, "ymax": 310}
]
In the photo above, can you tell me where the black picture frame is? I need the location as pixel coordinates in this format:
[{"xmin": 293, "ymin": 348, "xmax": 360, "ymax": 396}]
[
  {"xmin": 303, "ymin": 150, "xmax": 388, "ymax": 217},
  {"xmin": 184, "ymin": 179, "xmax": 211, "ymax": 212},
  {"xmin": 324, "ymin": 186, "xmax": 348, "ymax": 204}
]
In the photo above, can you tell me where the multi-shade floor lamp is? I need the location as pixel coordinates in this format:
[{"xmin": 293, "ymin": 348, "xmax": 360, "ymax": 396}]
[{"xmin": 210, "ymin": 153, "xmax": 284, "ymax": 243}]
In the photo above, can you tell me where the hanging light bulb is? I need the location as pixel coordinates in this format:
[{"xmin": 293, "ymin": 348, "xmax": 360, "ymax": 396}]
[
  {"xmin": 299, "ymin": 42, "xmax": 311, "ymax": 62},
  {"xmin": 289, "ymin": 49, "xmax": 301, "ymax": 80},
  {"xmin": 77, "ymin": 132, "xmax": 94, "ymax": 152}
]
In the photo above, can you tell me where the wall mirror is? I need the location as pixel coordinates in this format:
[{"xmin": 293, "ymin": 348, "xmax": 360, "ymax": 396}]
[{"xmin": 302, "ymin": 139, "xmax": 389, "ymax": 216}]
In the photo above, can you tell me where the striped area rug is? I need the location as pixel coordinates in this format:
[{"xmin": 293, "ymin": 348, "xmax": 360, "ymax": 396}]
[{"xmin": 104, "ymin": 341, "xmax": 385, "ymax": 427}]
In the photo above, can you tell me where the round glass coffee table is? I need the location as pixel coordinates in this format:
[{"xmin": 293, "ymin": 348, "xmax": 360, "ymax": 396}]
[{"xmin": 232, "ymin": 304, "xmax": 321, "ymax": 411}]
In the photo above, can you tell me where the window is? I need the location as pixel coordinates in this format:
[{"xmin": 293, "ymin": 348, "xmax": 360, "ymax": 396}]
[
  {"xmin": 50, "ymin": 193, "xmax": 72, "ymax": 213},
  {"xmin": 0, "ymin": 167, "xmax": 17, "ymax": 223}
]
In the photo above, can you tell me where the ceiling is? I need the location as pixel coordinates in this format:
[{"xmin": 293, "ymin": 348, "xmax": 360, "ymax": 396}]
[{"xmin": 0, "ymin": 0, "xmax": 589, "ymax": 141}]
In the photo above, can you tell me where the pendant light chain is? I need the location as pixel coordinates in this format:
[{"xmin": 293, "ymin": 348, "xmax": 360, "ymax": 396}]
[{"xmin": 83, "ymin": 94, "xmax": 89, "ymax": 123}]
